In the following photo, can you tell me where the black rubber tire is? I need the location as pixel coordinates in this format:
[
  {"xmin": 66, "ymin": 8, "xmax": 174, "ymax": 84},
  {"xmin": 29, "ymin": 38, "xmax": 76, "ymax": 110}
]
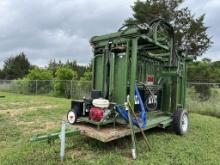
[
  {"xmin": 67, "ymin": 105, "xmax": 81, "ymax": 125},
  {"xmin": 67, "ymin": 109, "xmax": 77, "ymax": 125},
  {"xmin": 173, "ymin": 108, "xmax": 189, "ymax": 135}
]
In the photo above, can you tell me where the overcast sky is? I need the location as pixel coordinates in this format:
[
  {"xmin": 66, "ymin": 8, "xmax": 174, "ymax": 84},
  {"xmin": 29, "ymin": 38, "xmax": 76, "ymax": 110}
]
[{"xmin": 0, "ymin": 0, "xmax": 219, "ymax": 68}]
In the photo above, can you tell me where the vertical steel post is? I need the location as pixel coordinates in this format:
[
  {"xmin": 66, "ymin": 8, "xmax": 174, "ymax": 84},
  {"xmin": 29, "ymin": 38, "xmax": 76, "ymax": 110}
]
[
  {"xmin": 53, "ymin": 80, "xmax": 56, "ymax": 94},
  {"xmin": 124, "ymin": 40, "xmax": 130, "ymax": 101},
  {"xmin": 102, "ymin": 46, "xmax": 107, "ymax": 96},
  {"xmin": 70, "ymin": 80, "xmax": 73, "ymax": 99},
  {"xmin": 60, "ymin": 120, "xmax": 66, "ymax": 162},
  {"xmin": 130, "ymin": 38, "xmax": 138, "ymax": 109},
  {"xmin": 183, "ymin": 60, "xmax": 187, "ymax": 108},
  {"xmin": 109, "ymin": 52, "xmax": 115, "ymax": 100},
  {"xmin": 126, "ymin": 96, "xmax": 137, "ymax": 160},
  {"xmin": 92, "ymin": 57, "xmax": 95, "ymax": 90}
]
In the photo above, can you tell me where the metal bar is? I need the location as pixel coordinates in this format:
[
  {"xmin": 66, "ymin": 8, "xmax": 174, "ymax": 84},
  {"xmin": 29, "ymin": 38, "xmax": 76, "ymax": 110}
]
[
  {"xmin": 109, "ymin": 52, "xmax": 115, "ymax": 100},
  {"xmin": 102, "ymin": 47, "xmax": 107, "ymax": 95},
  {"xmin": 92, "ymin": 56, "xmax": 95, "ymax": 89},
  {"xmin": 60, "ymin": 120, "xmax": 66, "ymax": 162},
  {"xmin": 130, "ymin": 38, "xmax": 138, "ymax": 108},
  {"xmin": 188, "ymin": 82, "xmax": 220, "ymax": 85},
  {"xmin": 183, "ymin": 62, "xmax": 187, "ymax": 108},
  {"xmin": 127, "ymin": 100, "xmax": 151, "ymax": 150},
  {"xmin": 30, "ymin": 129, "xmax": 80, "ymax": 142},
  {"xmin": 141, "ymin": 36, "xmax": 169, "ymax": 50},
  {"xmin": 126, "ymin": 96, "xmax": 137, "ymax": 160},
  {"xmin": 70, "ymin": 80, "xmax": 73, "ymax": 99}
]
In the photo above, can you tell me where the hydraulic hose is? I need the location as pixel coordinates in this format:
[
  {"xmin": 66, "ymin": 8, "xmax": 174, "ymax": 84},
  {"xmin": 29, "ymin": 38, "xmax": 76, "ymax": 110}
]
[{"xmin": 115, "ymin": 85, "xmax": 147, "ymax": 128}]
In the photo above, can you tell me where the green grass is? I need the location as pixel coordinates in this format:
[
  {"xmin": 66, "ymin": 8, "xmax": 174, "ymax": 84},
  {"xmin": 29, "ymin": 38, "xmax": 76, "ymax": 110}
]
[
  {"xmin": 186, "ymin": 88, "xmax": 220, "ymax": 118},
  {"xmin": 0, "ymin": 92, "xmax": 220, "ymax": 165}
]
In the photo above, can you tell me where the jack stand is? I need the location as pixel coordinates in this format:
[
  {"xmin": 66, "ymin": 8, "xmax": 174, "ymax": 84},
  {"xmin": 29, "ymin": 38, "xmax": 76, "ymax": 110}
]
[
  {"xmin": 59, "ymin": 120, "xmax": 81, "ymax": 163},
  {"xmin": 60, "ymin": 120, "xmax": 67, "ymax": 163}
]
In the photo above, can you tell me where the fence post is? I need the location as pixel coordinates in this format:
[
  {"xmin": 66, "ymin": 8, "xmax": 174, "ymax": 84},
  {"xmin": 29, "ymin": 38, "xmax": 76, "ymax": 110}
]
[
  {"xmin": 53, "ymin": 80, "xmax": 56, "ymax": 94},
  {"xmin": 36, "ymin": 80, "xmax": 38, "ymax": 95},
  {"xmin": 70, "ymin": 80, "xmax": 73, "ymax": 99}
]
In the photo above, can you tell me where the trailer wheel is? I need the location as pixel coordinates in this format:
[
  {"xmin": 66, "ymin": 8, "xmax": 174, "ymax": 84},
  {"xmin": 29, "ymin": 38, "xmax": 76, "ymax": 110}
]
[
  {"xmin": 67, "ymin": 103, "xmax": 82, "ymax": 124},
  {"xmin": 67, "ymin": 109, "xmax": 77, "ymax": 124},
  {"xmin": 173, "ymin": 109, "xmax": 189, "ymax": 135}
]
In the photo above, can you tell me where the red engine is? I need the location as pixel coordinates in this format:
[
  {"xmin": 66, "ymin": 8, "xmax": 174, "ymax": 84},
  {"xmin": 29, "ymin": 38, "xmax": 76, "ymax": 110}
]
[{"xmin": 89, "ymin": 107, "xmax": 104, "ymax": 121}]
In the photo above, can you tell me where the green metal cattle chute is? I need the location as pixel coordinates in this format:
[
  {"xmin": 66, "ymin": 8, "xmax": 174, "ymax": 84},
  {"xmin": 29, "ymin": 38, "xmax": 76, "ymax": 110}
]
[{"xmin": 31, "ymin": 19, "xmax": 189, "ymax": 160}]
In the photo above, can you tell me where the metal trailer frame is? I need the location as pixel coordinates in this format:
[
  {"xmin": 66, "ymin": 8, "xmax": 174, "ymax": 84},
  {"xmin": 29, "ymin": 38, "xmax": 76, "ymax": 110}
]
[
  {"xmin": 67, "ymin": 19, "xmax": 188, "ymax": 138},
  {"xmin": 31, "ymin": 19, "xmax": 189, "ymax": 161}
]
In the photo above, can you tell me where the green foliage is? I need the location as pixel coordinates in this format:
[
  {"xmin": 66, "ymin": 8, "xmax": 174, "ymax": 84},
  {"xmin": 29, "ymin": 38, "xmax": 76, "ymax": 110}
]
[
  {"xmin": 70, "ymin": 81, "xmax": 92, "ymax": 99},
  {"xmin": 80, "ymin": 70, "xmax": 92, "ymax": 81},
  {"xmin": 1, "ymin": 52, "xmax": 31, "ymax": 80},
  {"xmin": 26, "ymin": 68, "xmax": 53, "ymax": 80},
  {"xmin": 188, "ymin": 59, "xmax": 220, "ymax": 82},
  {"xmin": 65, "ymin": 60, "xmax": 86, "ymax": 78},
  {"xmin": 1, "ymin": 53, "xmax": 91, "ymax": 81},
  {"xmin": 47, "ymin": 59, "xmax": 64, "ymax": 77},
  {"xmin": 54, "ymin": 67, "xmax": 78, "ymax": 98},
  {"xmin": 0, "ymin": 53, "xmax": 92, "ymax": 97},
  {"xmin": 187, "ymin": 59, "xmax": 220, "ymax": 100},
  {"xmin": 55, "ymin": 67, "xmax": 77, "ymax": 81},
  {"xmin": 48, "ymin": 59, "xmax": 91, "ymax": 80},
  {"xmin": 0, "ymin": 69, "xmax": 5, "ymax": 79},
  {"xmin": 25, "ymin": 68, "xmax": 53, "ymax": 94},
  {"xmin": 186, "ymin": 88, "xmax": 220, "ymax": 118},
  {"xmin": 4, "ymin": 66, "xmax": 92, "ymax": 98},
  {"xmin": 126, "ymin": 0, "xmax": 212, "ymax": 57},
  {"xmin": 12, "ymin": 68, "xmax": 54, "ymax": 94},
  {"xmin": 212, "ymin": 61, "xmax": 220, "ymax": 68},
  {"xmin": 9, "ymin": 79, "xmax": 30, "ymax": 94},
  {"xmin": 194, "ymin": 84, "xmax": 211, "ymax": 101}
]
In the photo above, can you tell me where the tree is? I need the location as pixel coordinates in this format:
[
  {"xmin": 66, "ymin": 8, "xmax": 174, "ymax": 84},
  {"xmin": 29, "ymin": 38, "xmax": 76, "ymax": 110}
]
[
  {"xmin": 2, "ymin": 52, "xmax": 31, "ymax": 80},
  {"xmin": 80, "ymin": 70, "xmax": 92, "ymax": 81},
  {"xmin": 187, "ymin": 58, "xmax": 220, "ymax": 83},
  {"xmin": 212, "ymin": 61, "xmax": 220, "ymax": 68},
  {"xmin": 187, "ymin": 59, "xmax": 220, "ymax": 101},
  {"xmin": 0, "ymin": 69, "xmax": 5, "ymax": 79},
  {"xmin": 48, "ymin": 59, "xmax": 63, "ymax": 77},
  {"xmin": 65, "ymin": 60, "xmax": 88, "ymax": 79},
  {"xmin": 202, "ymin": 58, "xmax": 211, "ymax": 63},
  {"xmin": 47, "ymin": 59, "xmax": 90, "ymax": 80},
  {"xmin": 126, "ymin": 0, "xmax": 212, "ymax": 57},
  {"xmin": 54, "ymin": 67, "xmax": 78, "ymax": 98},
  {"xmin": 26, "ymin": 68, "xmax": 53, "ymax": 80},
  {"xmin": 55, "ymin": 67, "xmax": 78, "ymax": 81}
]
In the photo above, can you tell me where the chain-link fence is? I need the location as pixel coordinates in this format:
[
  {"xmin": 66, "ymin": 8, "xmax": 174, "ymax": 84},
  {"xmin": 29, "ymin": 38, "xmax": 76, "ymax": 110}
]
[
  {"xmin": 0, "ymin": 80, "xmax": 219, "ymax": 118},
  {"xmin": 0, "ymin": 80, "xmax": 92, "ymax": 99},
  {"xmin": 186, "ymin": 82, "xmax": 220, "ymax": 118}
]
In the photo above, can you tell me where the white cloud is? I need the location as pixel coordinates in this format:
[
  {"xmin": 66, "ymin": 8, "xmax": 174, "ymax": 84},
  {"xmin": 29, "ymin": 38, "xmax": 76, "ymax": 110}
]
[
  {"xmin": 184, "ymin": 0, "xmax": 220, "ymax": 61},
  {"xmin": 0, "ymin": 0, "xmax": 219, "ymax": 68},
  {"xmin": 0, "ymin": 0, "xmax": 133, "ymax": 68}
]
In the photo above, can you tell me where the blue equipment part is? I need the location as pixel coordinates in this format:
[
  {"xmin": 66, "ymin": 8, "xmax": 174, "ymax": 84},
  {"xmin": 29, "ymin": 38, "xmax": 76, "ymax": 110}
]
[
  {"xmin": 115, "ymin": 105, "xmax": 140, "ymax": 127},
  {"xmin": 116, "ymin": 85, "xmax": 147, "ymax": 128},
  {"xmin": 135, "ymin": 85, "xmax": 147, "ymax": 128}
]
